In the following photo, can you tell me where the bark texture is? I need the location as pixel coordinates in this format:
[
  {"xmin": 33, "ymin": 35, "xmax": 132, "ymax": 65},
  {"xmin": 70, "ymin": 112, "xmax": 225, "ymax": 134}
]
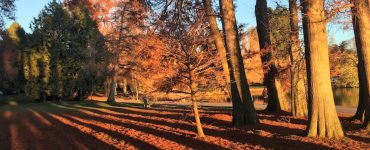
[
  {"xmin": 220, "ymin": 0, "xmax": 258, "ymax": 125},
  {"xmin": 255, "ymin": 0, "xmax": 289, "ymax": 112},
  {"xmin": 301, "ymin": 0, "xmax": 344, "ymax": 138},
  {"xmin": 289, "ymin": 0, "xmax": 308, "ymax": 117},
  {"xmin": 351, "ymin": 0, "xmax": 370, "ymax": 129}
]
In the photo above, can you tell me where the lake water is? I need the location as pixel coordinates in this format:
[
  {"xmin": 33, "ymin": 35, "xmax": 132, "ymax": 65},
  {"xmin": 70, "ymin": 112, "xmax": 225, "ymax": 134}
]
[
  {"xmin": 251, "ymin": 88, "xmax": 360, "ymax": 108},
  {"xmin": 333, "ymin": 88, "xmax": 359, "ymax": 108}
]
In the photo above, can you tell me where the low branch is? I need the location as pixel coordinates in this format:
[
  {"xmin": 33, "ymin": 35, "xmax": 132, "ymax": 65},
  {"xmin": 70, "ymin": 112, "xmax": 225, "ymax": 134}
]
[{"xmin": 325, "ymin": 3, "xmax": 354, "ymax": 23}]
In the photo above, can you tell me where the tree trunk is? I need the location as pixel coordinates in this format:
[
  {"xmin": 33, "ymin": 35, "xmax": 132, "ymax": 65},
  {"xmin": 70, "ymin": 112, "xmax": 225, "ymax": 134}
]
[
  {"xmin": 107, "ymin": 75, "xmax": 116, "ymax": 102},
  {"xmin": 353, "ymin": 64, "xmax": 366, "ymax": 121},
  {"xmin": 203, "ymin": 0, "xmax": 231, "ymax": 99},
  {"xmin": 186, "ymin": 61, "xmax": 205, "ymax": 137},
  {"xmin": 123, "ymin": 77, "xmax": 128, "ymax": 96},
  {"xmin": 301, "ymin": 0, "xmax": 344, "ymax": 138},
  {"xmin": 192, "ymin": 100, "xmax": 205, "ymax": 137},
  {"xmin": 255, "ymin": 0, "xmax": 289, "ymax": 112},
  {"xmin": 220, "ymin": 0, "xmax": 258, "ymax": 126},
  {"xmin": 289, "ymin": 0, "xmax": 308, "ymax": 117},
  {"xmin": 351, "ymin": 0, "xmax": 370, "ymax": 130},
  {"xmin": 135, "ymin": 77, "xmax": 139, "ymax": 101},
  {"xmin": 104, "ymin": 77, "xmax": 110, "ymax": 97},
  {"xmin": 190, "ymin": 79, "xmax": 205, "ymax": 137}
]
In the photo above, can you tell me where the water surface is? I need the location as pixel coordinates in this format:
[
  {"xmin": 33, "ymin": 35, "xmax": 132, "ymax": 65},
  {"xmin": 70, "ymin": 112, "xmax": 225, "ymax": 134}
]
[{"xmin": 333, "ymin": 88, "xmax": 359, "ymax": 108}]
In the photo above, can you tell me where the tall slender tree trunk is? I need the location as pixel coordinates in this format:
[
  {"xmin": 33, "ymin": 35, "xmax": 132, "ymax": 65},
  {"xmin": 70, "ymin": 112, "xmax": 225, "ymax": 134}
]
[
  {"xmin": 289, "ymin": 0, "xmax": 308, "ymax": 117},
  {"xmin": 255, "ymin": 0, "xmax": 289, "ymax": 112},
  {"xmin": 107, "ymin": 74, "xmax": 116, "ymax": 102},
  {"xmin": 123, "ymin": 77, "xmax": 128, "ymax": 96},
  {"xmin": 189, "ymin": 69, "xmax": 205, "ymax": 137},
  {"xmin": 351, "ymin": 0, "xmax": 370, "ymax": 130},
  {"xmin": 353, "ymin": 64, "xmax": 366, "ymax": 121},
  {"xmin": 301, "ymin": 0, "xmax": 344, "ymax": 138},
  {"xmin": 220, "ymin": 0, "xmax": 258, "ymax": 126},
  {"xmin": 134, "ymin": 74, "xmax": 139, "ymax": 101},
  {"xmin": 104, "ymin": 77, "xmax": 110, "ymax": 97},
  {"xmin": 203, "ymin": 0, "xmax": 231, "ymax": 99}
]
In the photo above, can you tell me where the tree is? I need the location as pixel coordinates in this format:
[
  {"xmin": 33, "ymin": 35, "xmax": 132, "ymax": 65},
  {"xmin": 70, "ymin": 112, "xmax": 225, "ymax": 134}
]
[
  {"xmin": 351, "ymin": 0, "xmax": 370, "ymax": 129},
  {"xmin": 289, "ymin": 0, "xmax": 308, "ymax": 117},
  {"xmin": 220, "ymin": 0, "xmax": 258, "ymax": 125},
  {"xmin": 63, "ymin": 0, "xmax": 115, "ymax": 34},
  {"xmin": 104, "ymin": 0, "xmax": 148, "ymax": 102},
  {"xmin": 301, "ymin": 0, "xmax": 344, "ymax": 138},
  {"xmin": 154, "ymin": 0, "xmax": 216, "ymax": 137},
  {"xmin": 25, "ymin": 1, "xmax": 108, "ymax": 100},
  {"xmin": 0, "ymin": 22, "xmax": 25, "ymax": 93},
  {"xmin": 329, "ymin": 42, "xmax": 358, "ymax": 88},
  {"xmin": 255, "ymin": 0, "xmax": 289, "ymax": 112},
  {"xmin": 0, "ymin": 0, "xmax": 16, "ymax": 29},
  {"xmin": 203, "ymin": 0, "xmax": 231, "ymax": 99}
]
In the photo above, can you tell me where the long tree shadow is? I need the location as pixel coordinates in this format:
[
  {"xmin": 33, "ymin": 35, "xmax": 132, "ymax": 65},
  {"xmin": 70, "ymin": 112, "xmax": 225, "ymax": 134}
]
[
  {"xmin": 256, "ymin": 111, "xmax": 307, "ymax": 126},
  {"xmin": 48, "ymin": 111, "xmax": 160, "ymax": 149},
  {"xmin": 339, "ymin": 117, "xmax": 364, "ymax": 132},
  {"xmin": 24, "ymin": 108, "xmax": 84, "ymax": 150},
  {"xmin": 49, "ymin": 104, "xmax": 229, "ymax": 150},
  {"xmin": 69, "ymin": 103, "xmax": 305, "ymax": 136},
  {"xmin": 347, "ymin": 135, "xmax": 370, "ymax": 143},
  {"xmin": 60, "ymin": 103, "xmax": 333, "ymax": 149},
  {"xmin": 0, "ymin": 111, "xmax": 12, "ymax": 150},
  {"xmin": 30, "ymin": 107, "xmax": 118, "ymax": 149}
]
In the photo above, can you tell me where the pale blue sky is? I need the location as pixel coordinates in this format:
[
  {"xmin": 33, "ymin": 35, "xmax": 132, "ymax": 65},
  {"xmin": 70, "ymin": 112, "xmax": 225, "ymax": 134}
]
[{"xmin": 6, "ymin": 0, "xmax": 353, "ymax": 44}]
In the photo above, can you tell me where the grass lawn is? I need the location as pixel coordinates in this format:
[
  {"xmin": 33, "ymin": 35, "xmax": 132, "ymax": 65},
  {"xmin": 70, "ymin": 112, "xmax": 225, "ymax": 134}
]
[{"xmin": 0, "ymin": 96, "xmax": 369, "ymax": 149}]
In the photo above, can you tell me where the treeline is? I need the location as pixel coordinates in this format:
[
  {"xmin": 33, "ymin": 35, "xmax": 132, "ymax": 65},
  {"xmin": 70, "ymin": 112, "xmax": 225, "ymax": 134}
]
[{"xmin": 0, "ymin": 2, "xmax": 109, "ymax": 100}]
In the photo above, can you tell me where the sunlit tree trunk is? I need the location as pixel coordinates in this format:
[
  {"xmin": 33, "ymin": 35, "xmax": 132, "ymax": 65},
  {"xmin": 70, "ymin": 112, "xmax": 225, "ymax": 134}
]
[
  {"xmin": 104, "ymin": 76, "xmax": 111, "ymax": 97},
  {"xmin": 203, "ymin": 0, "xmax": 231, "ymax": 99},
  {"xmin": 255, "ymin": 0, "xmax": 289, "ymax": 112},
  {"xmin": 107, "ymin": 74, "xmax": 116, "ymax": 102},
  {"xmin": 133, "ymin": 74, "xmax": 139, "ymax": 101},
  {"xmin": 123, "ymin": 77, "xmax": 128, "ymax": 96},
  {"xmin": 289, "ymin": 0, "xmax": 308, "ymax": 117},
  {"xmin": 220, "ymin": 0, "xmax": 258, "ymax": 125},
  {"xmin": 301, "ymin": 0, "xmax": 344, "ymax": 138},
  {"xmin": 351, "ymin": 0, "xmax": 370, "ymax": 129},
  {"xmin": 189, "ymin": 68, "xmax": 205, "ymax": 137}
]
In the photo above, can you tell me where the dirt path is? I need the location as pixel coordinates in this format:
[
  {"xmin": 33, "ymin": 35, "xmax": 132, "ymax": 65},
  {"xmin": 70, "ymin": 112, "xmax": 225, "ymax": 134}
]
[{"xmin": 0, "ymin": 101, "xmax": 368, "ymax": 150}]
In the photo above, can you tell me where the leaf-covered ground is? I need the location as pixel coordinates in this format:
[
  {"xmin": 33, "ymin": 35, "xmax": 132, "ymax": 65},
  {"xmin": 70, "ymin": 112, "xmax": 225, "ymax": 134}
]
[{"xmin": 0, "ymin": 99, "xmax": 368, "ymax": 150}]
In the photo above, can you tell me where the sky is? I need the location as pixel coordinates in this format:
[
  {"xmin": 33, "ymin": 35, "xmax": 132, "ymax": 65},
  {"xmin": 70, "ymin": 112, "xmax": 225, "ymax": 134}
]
[{"xmin": 6, "ymin": 0, "xmax": 354, "ymax": 44}]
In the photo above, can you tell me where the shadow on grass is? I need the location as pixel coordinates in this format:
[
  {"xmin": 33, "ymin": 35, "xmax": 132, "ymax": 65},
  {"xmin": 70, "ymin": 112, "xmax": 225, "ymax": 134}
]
[
  {"xmin": 2, "ymin": 101, "xmax": 362, "ymax": 149},
  {"xmin": 348, "ymin": 135, "xmax": 370, "ymax": 143},
  {"xmin": 58, "ymin": 102, "xmax": 333, "ymax": 149},
  {"xmin": 27, "ymin": 108, "xmax": 118, "ymax": 149},
  {"xmin": 45, "ymin": 105, "xmax": 228, "ymax": 150}
]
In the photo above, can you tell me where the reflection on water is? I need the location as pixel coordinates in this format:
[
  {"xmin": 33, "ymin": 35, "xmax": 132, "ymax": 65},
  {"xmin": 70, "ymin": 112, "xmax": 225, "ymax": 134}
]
[{"xmin": 333, "ymin": 88, "xmax": 359, "ymax": 107}]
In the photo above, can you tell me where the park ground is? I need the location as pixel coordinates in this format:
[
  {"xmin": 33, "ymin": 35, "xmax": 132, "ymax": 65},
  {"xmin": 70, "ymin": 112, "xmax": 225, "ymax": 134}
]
[{"xmin": 0, "ymin": 95, "xmax": 369, "ymax": 150}]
